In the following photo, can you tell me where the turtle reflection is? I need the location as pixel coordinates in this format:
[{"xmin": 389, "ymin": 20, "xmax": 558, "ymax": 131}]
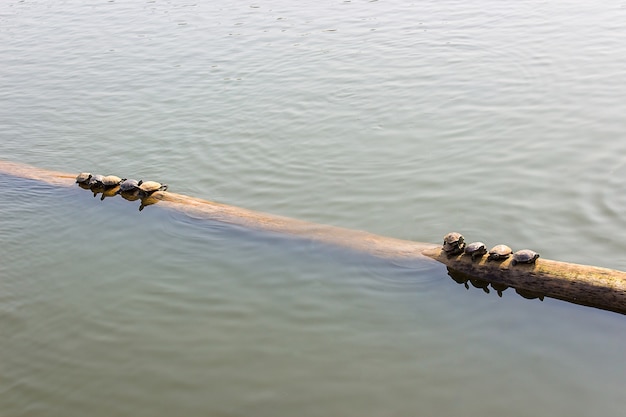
[
  {"xmin": 77, "ymin": 182, "xmax": 92, "ymax": 191},
  {"xmin": 119, "ymin": 189, "xmax": 142, "ymax": 202},
  {"xmin": 515, "ymin": 288, "xmax": 545, "ymax": 301},
  {"xmin": 90, "ymin": 184, "xmax": 105, "ymax": 198},
  {"xmin": 447, "ymin": 267, "xmax": 470, "ymax": 289},
  {"xmin": 99, "ymin": 185, "xmax": 120, "ymax": 201},
  {"xmin": 139, "ymin": 194, "xmax": 161, "ymax": 211},
  {"xmin": 446, "ymin": 266, "xmax": 544, "ymax": 302},
  {"xmin": 491, "ymin": 282, "xmax": 509, "ymax": 297},
  {"xmin": 469, "ymin": 277, "xmax": 490, "ymax": 294}
]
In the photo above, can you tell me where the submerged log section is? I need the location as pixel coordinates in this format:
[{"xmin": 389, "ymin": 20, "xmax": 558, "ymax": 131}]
[{"xmin": 2, "ymin": 160, "xmax": 625, "ymax": 314}]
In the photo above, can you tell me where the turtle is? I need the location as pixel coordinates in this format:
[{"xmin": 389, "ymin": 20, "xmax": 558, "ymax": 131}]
[
  {"xmin": 88, "ymin": 174, "xmax": 105, "ymax": 187},
  {"xmin": 139, "ymin": 180, "xmax": 168, "ymax": 196},
  {"xmin": 76, "ymin": 172, "xmax": 92, "ymax": 184},
  {"xmin": 464, "ymin": 241, "xmax": 487, "ymax": 261},
  {"xmin": 442, "ymin": 232, "xmax": 465, "ymax": 255},
  {"xmin": 102, "ymin": 175, "xmax": 124, "ymax": 188},
  {"xmin": 511, "ymin": 249, "xmax": 540, "ymax": 266},
  {"xmin": 118, "ymin": 179, "xmax": 143, "ymax": 194},
  {"xmin": 487, "ymin": 244, "xmax": 512, "ymax": 261}
]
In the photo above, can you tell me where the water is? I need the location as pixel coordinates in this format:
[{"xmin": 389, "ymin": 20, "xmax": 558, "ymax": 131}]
[{"xmin": 1, "ymin": 1, "xmax": 626, "ymax": 416}]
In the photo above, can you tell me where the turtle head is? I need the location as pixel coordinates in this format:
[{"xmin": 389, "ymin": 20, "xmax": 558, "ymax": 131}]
[{"xmin": 138, "ymin": 180, "xmax": 143, "ymax": 186}]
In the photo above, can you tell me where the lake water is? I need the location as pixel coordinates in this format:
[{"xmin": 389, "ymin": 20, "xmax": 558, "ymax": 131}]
[{"xmin": 1, "ymin": 1, "xmax": 626, "ymax": 416}]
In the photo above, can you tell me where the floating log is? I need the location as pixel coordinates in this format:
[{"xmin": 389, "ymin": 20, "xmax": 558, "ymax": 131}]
[
  {"xmin": 422, "ymin": 247, "xmax": 626, "ymax": 314},
  {"xmin": 1, "ymin": 159, "xmax": 625, "ymax": 315},
  {"xmin": 0, "ymin": 160, "xmax": 438, "ymax": 260}
]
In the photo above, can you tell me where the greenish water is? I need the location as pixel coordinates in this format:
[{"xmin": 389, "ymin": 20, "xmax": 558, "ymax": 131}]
[{"xmin": 1, "ymin": 1, "xmax": 626, "ymax": 416}]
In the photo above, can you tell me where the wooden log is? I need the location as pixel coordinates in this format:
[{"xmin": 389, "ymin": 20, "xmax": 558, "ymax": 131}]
[
  {"xmin": 0, "ymin": 160, "xmax": 438, "ymax": 260},
  {"xmin": 421, "ymin": 247, "xmax": 626, "ymax": 314},
  {"xmin": 2, "ymin": 159, "xmax": 626, "ymax": 314}
]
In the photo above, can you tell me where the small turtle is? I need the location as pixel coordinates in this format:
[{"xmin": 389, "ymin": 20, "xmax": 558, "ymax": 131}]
[
  {"xmin": 464, "ymin": 241, "xmax": 487, "ymax": 260},
  {"xmin": 442, "ymin": 232, "xmax": 465, "ymax": 255},
  {"xmin": 443, "ymin": 232, "xmax": 464, "ymax": 247},
  {"xmin": 118, "ymin": 179, "xmax": 143, "ymax": 193},
  {"xmin": 88, "ymin": 174, "xmax": 105, "ymax": 187},
  {"xmin": 139, "ymin": 180, "xmax": 168, "ymax": 196},
  {"xmin": 76, "ymin": 172, "xmax": 92, "ymax": 184},
  {"xmin": 511, "ymin": 249, "xmax": 540, "ymax": 266},
  {"xmin": 487, "ymin": 244, "xmax": 512, "ymax": 261},
  {"xmin": 102, "ymin": 175, "xmax": 124, "ymax": 188}
]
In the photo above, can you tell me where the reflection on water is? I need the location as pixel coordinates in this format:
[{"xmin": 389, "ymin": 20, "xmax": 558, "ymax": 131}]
[
  {"xmin": 491, "ymin": 282, "xmax": 510, "ymax": 297},
  {"xmin": 515, "ymin": 288, "xmax": 545, "ymax": 301},
  {"xmin": 446, "ymin": 267, "xmax": 545, "ymax": 302},
  {"xmin": 138, "ymin": 194, "xmax": 162, "ymax": 211},
  {"xmin": 78, "ymin": 179, "xmax": 164, "ymax": 211}
]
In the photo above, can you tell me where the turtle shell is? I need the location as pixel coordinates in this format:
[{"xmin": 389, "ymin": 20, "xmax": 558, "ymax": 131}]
[
  {"xmin": 139, "ymin": 181, "xmax": 168, "ymax": 194},
  {"xmin": 442, "ymin": 232, "xmax": 465, "ymax": 254},
  {"xmin": 88, "ymin": 174, "xmax": 105, "ymax": 186},
  {"xmin": 76, "ymin": 172, "xmax": 92, "ymax": 184},
  {"xmin": 443, "ymin": 232, "xmax": 463, "ymax": 246},
  {"xmin": 512, "ymin": 249, "xmax": 540, "ymax": 265},
  {"xmin": 464, "ymin": 242, "xmax": 487, "ymax": 260},
  {"xmin": 487, "ymin": 244, "xmax": 512, "ymax": 261},
  {"xmin": 102, "ymin": 175, "xmax": 123, "ymax": 187},
  {"xmin": 119, "ymin": 179, "xmax": 142, "ymax": 192}
]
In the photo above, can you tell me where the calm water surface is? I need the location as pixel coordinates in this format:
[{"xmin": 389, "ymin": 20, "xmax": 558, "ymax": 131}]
[{"xmin": 1, "ymin": 1, "xmax": 626, "ymax": 416}]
